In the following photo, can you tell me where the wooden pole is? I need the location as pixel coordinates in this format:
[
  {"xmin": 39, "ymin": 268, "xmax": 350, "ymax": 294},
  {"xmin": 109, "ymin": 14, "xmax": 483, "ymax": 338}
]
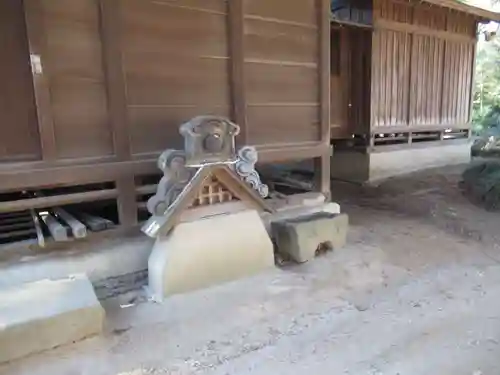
[
  {"xmin": 98, "ymin": 0, "xmax": 137, "ymax": 227},
  {"xmin": 23, "ymin": 0, "xmax": 57, "ymax": 161},
  {"xmin": 228, "ymin": 0, "xmax": 247, "ymax": 145},
  {"xmin": 315, "ymin": 0, "xmax": 332, "ymax": 200}
]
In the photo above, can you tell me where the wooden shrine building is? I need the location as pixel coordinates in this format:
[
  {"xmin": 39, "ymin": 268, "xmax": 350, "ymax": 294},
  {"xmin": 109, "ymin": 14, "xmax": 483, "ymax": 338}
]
[{"xmin": 0, "ymin": 0, "xmax": 499, "ymax": 244}]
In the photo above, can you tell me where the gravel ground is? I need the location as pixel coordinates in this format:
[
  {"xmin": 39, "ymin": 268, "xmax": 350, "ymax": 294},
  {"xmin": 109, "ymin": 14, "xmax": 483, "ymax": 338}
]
[{"xmin": 2, "ymin": 165, "xmax": 500, "ymax": 375}]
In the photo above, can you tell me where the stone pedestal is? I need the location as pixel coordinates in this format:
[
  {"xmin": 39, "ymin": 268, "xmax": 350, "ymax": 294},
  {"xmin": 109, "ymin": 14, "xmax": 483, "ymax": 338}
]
[
  {"xmin": 272, "ymin": 213, "xmax": 349, "ymax": 263},
  {"xmin": 0, "ymin": 275, "xmax": 104, "ymax": 364},
  {"xmin": 148, "ymin": 210, "xmax": 275, "ymax": 301}
]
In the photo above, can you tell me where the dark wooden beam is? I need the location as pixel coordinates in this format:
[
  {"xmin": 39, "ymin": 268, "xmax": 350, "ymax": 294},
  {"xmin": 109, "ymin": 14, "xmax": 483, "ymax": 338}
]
[
  {"xmin": 468, "ymin": 21, "xmax": 478, "ymax": 126},
  {"xmin": 374, "ymin": 19, "xmax": 476, "ymax": 44},
  {"xmin": 228, "ymin": 0, "xmax": 248, "ymax": 144},
  {"xmin": 23, "ymin": 0, "xmax": 57, "ymax": 161},
  {"xmin": 0, "ymin": 189, "xmax": 118, "ymax": 214},
  {"xmin": 0, "ymin": 142, "xmax": 329, "ymax": 192},
  {"xmin": 371, "ymin": 124, "xmax": 471, "ymax": 135},
  {"xmin": 116, "ymin": 176, "xmax": 138, "ymax": 227},
  {"xmin": 98, "ymin": 0, "xmax": 137, "ymax": 227},
  {"xmin": 315, "ymin": 0, "xmax": 332, "ymax": 199},
  {"xmin": 98, "ymin": 0, "xmax": 130, "ymax": 159}
]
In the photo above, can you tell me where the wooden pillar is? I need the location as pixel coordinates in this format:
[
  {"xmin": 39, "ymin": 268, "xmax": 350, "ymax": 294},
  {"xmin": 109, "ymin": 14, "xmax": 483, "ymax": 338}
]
[
  {"xmin": 98, "ymin": 0, "xmax": 137, "ymax": 227},
  {"xmin": 23, "ymin": 0, "xmax": 57, "ymax": 161},
  {"xmin": 228, "ymin": 0, "xmax": 247, "ymax": 145},
  {"xmin": 314, "ymin": 0, "xmax": 332, "ymax": 200},
  {"xmin": 467, "ymin": 21, "xmax": 478, "ymax": 135}
]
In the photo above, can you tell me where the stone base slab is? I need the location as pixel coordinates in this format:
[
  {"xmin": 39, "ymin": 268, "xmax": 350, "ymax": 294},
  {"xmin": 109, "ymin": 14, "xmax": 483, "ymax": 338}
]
[
  {"xmin": 331, "ymin": 141, "xmax": 471, "ymax": 183},
  {"xmin": 0, "ymin": 275, "xmax": 104, "ymax": 364},
  {"xmin": 148, "ymin": 210, "xmax": 275, "ymax": 301}
]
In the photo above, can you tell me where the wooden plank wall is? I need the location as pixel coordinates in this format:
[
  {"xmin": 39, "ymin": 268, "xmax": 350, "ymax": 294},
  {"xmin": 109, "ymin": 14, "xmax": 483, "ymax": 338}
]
[
  {"xmin": 2, "ymin": 0, "xmax": 327, "ymax": 164},
  {"xmin": 119, "ymin": 0, "xmax": 324, "ymax": 153},
  {"xmin": 371, "ymin": 0, "xmax": 477, "ymax": 133},
  {"xmin": 121, "ymin": 0, "xmax": 230, "ymax": 155},
  {"xmin": 0, "ymin": 0, "xmax": 40, "ymax": 162},
  {"xmin": 33, "ymin": 0, "xmax": 114, "ymax": 159},
  {"xmin": 0, "ymin": 0, "xmax": 332, "ymax": 219},
  {"xmin": 243, "ymin": 0, "xmax": 320, "ymax": 145}
]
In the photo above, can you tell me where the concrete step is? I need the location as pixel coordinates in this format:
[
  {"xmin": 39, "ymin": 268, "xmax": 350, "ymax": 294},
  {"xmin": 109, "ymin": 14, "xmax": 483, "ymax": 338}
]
[{"xmin": 0, "ymin": 274, "xmax": 105, "ymax": 364}]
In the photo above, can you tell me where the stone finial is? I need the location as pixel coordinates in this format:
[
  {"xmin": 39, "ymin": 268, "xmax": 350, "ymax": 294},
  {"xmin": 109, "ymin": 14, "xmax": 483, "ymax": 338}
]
[
  {"xmin": 142, "ymin": 116, "xmax": 272, "ymax": 239},
  {"xmin": 179, "ymin": 116, "xmax": 240, "ymax": 166}
]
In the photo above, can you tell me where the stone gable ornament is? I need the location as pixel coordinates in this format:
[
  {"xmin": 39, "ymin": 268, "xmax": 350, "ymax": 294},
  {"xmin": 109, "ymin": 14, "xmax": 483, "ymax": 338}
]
[
  {"xmin": 180, "ymin": 116, "xmax": 240, "ymax": 166},
  {"xmin": 142, "ymin": 116, "xmax": 272, "ymax": 238}
]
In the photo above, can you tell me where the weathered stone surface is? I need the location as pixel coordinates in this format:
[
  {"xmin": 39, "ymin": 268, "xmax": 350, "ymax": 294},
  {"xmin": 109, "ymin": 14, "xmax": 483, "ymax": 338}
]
[
  {"xmin": 262, "ymin": 202, "xmax": 341, "ymax": 235},
  {"xmin": 0, "ymin": 275, "xmax": 104, "ymax": 364},
  {"xmin": 148, "ymin": 210, "xmax": 275, "ymax": 301},
  {"xmin": 272, "ymin": 213, "xmax": 349, "ymax": 263}
]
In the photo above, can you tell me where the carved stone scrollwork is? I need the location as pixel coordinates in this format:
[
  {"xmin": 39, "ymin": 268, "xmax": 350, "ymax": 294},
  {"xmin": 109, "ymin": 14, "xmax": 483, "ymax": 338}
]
[
  {"xmin": 234, "ymin": 146, "xmax": 269, "ymax": 198},
  {"xmin": 146, "ymin": 149, "xmax": 195, "ymax": 216}
]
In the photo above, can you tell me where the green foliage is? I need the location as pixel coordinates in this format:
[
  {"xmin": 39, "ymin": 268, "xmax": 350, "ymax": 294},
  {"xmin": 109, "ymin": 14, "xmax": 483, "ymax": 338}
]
[
  {"xmin": 462, "ymin": 161, "xmax": 500, "ymax": 210},
  {"xmin": 474, "ymin": 36, "xmax": 500, "ymax": 136}
]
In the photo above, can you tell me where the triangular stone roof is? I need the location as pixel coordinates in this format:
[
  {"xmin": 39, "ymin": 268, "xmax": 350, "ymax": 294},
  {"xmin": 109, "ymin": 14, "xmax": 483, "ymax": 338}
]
[{"xmin": 142, "ymin": 164, "xmax": 274, "ymax": 237}]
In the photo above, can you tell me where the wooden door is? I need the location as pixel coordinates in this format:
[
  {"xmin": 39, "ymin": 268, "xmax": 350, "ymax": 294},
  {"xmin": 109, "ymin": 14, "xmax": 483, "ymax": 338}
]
[
  {"xmin": 330, "ymin": 26, "xmax": 350, "ymax": 138},
  {"xmin": 330, "ymin": 25, "xmax": 371, "ymax": 139}
]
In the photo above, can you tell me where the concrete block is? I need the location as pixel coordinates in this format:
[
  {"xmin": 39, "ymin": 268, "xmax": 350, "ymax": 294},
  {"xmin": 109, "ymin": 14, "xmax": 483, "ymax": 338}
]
[
  {"xmin": 369, "ymin": 142, "xmax": 470, "ymax": 182},
  {"xmin": 262, "ymin": 202, "xmax": 341, "ymax": 235},
  {"xmin": 148, "ymin": 210, "xmax": 275, "ymax": 301},
  {"xmin": 331, "ymin": 141, "xmax": 471, "ymax": 183},
  {"xmin": 0, "ymin": 275, "xmax": 104, "ymax": 364},
  {"xmin": 272, "ymin": 213, "xmax": 349, "ymax": 263}
]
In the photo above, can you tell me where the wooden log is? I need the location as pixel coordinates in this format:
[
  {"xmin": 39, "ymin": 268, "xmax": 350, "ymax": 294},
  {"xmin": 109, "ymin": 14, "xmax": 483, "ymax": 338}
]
[
  {"xmin": 31, "ymin": 209, "xmax": 45, "ymax": 248},
  {"xmin": 273, "ymin": 176, "xmax": 314, "ymax": 191},
  {"xmin": 40, "ymin": 213, "xmax": 69, "ymax": 242},
  {"xmin": 53, "ymin": 208, "xmax": 87, "ymax": 239},
  {"xmin": 77, "ymin": 212, "xmax": 114, "ymax": 232}
]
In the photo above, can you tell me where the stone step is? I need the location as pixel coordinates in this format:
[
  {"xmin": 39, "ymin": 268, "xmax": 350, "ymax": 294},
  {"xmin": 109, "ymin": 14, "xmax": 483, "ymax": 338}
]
[{"xmin": 0, "ymin": 274, "xmax": 104, "ymax": 364}]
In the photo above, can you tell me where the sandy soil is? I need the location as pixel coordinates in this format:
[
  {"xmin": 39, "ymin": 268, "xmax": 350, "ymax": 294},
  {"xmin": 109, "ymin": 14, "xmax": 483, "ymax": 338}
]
[{"xmin": 2, "ymin": 165, "xmax": 500, "ymax": 375}]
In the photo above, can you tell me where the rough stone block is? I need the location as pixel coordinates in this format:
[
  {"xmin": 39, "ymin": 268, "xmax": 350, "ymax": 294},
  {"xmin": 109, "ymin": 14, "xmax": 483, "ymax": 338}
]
[
  {"xmin": 0, "ymin": 275, "xmax": 105, "ymax": 364},
  {"xmin": 272, "ymin": 213, "xmax": 349, "ymax": 263},
  {"xmin": 148, "ymin": 210, "xmax": 275, "ymax": 301},
  {"xmin": 262, "ymin": 202, "xmax": 341, "ymax": 235}
]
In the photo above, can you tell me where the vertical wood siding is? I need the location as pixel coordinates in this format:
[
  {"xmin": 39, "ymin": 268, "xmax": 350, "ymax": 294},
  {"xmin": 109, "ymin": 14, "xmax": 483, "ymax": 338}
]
[
  {"xmin": 371, "ymin": 0, "xmax": 477, "ymax": 132},
  {"xmin": 371, "ymin": 29, "xmax": 411, "ymax": 127},
  {"xmin": 408, "ymin": 35, "xmax": 445, "ymax": 126},
  {"xmin": 441, "ymin": 41, "xmax": 475, "ymax": 125}
]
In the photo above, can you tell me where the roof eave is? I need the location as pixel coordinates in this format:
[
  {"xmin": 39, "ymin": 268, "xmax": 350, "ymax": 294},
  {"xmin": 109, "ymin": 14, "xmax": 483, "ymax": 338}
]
[{"xmin": 420, "ymin": 0, "xmax": 500, "ymax": 22}]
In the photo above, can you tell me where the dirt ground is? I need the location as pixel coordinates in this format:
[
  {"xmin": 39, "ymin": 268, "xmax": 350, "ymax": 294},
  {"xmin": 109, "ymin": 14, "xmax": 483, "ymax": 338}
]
[{"xmin": 3, "ymin": 164, "xmax": 500, "ymax": 375}]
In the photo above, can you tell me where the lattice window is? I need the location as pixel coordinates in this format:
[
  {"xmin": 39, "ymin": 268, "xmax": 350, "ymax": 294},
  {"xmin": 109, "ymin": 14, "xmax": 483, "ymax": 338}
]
[{"xmin": 191, "ymin": 176, "xmax": 237, "ymax": 207}]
